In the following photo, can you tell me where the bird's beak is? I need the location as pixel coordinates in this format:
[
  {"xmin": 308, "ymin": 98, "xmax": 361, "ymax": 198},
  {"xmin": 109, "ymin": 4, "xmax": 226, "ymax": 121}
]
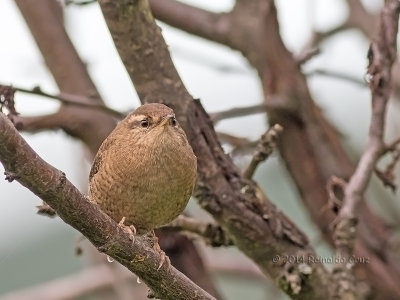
[{"xmin": 160, "ymin": 114, "xmax": 174, "ymax": 127}]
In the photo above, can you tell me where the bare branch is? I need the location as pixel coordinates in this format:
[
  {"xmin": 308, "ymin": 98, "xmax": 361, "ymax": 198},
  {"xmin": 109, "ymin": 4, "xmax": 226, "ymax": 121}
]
[
  {"xmin": 163, "ymin": 215, "xmax": 233, "ymax": 247},
  {"xmin": 149, "ymin": 0, "xmax": 233, "ymax": 47},
  {"xmin": 8, "ymin": 84, "xmax": 124, "ymax": 119},
  {"xmin": 306, "ymin": 24, "xmax": 351, "ymax": 49},
  {"xmin": 216, "ymin": 132, "xmax": 258, "ymax": 157},
  {"xmin": 385, "ymin": 136, "xmax": 400, "ymax": 152},
  {"xmin": 339, "ymin": 0, "xmax": 399, "ymax": 221},
  {"xmin": 375, "ymin": 145, "xmax": 400, "ymax": 192},
  {"xmin": 0, "ymin": 112, "xmax": 215, "ymax": 300},
  {"xmin": 210, "ymin": 104, "xmax": 269, "ymax": 124},
  {"xmin": 37, "ymin": 201, "xmax": 57, "ymax": 217},
  {"xmin": 12, "ymin": 113, "xmax": 68, "ymax": 132},
  {"xmin": 65, "ymin": 0, "xmax": 96, "ymax": 6},
  {"xmin": 14, "ymin": 0, "xmax": 117, "ymax": 154},
  {"xmin": 295, "ymin": 47, "xmax": 321, "ymax": 65},
  {"xmin": 332, "ymin": 1, "xmax": 400, "ymax": 297},
  {"xmin": 243, "ymin": 124, "xmax": 283, "ymax": 179},
  {"xmin": 217, "ymin": 132, "xmax": 253, "ymax": 147},
  {"xmin": 305, "ymin": 69, "xmax": 367, "ymax": 87}
]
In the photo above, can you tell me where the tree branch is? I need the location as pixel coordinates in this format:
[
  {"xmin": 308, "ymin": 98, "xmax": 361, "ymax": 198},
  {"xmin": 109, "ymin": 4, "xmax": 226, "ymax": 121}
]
[
  {"xmin": 0, "ymin": 112, "xmax": 215, "ymax": 300},
  {"xmin": 243, "ymin": 124, "xmax": 283, "ymax": 179},
  {"xmin": 7, "ymin": 84, "xmax": 124, "ymax": 119},
  {"xmin": 210, "ymin": 104, "xmax": 269, "ymax": 124},
  {"xmin": 15, "ymin": 0, "xmax": 117, "ymax": 154},
  {"xmin": 305, "ymin": 69, "xmax": 367, "ymax": 87},
  {"xmin": 332, "ymin": 1, "xmax": 400, "ymax": 297},
  {"xmin": 12, "ymin": 113, "xmax": 67, "ymax": 132},
  {"xmin": 163, "ymin": 215, "xmax": 233, "ymax": 247},
  {"xmin": 339, "ymin": 0, "xmax": 399, "ymax": 228},
  {"xmin": 149, "ymin": 0, "xmax": 233, "ymax": 47}
]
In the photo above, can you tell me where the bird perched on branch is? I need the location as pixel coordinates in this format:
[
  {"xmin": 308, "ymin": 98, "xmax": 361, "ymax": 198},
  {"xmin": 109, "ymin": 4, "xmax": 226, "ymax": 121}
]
[{"xmin": 88, "ymin": 103, "xmax": 197, "ymax": 265}]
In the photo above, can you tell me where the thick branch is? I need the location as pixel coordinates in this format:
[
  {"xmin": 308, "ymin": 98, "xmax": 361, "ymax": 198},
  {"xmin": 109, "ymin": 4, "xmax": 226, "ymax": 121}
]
[
  {"xmin": 0, "ymin": 113, "xmax": 215, "ymax": 300},
  {"xmin": 149, "ymin": 0, "xmax": 233, "ymax": 47}
]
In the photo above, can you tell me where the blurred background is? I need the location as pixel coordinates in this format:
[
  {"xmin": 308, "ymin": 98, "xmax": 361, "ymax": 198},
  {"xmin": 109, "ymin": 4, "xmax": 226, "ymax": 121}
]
[{"xmin": 0, "ymin": 0, "xmax": 399, "ymax": 299}]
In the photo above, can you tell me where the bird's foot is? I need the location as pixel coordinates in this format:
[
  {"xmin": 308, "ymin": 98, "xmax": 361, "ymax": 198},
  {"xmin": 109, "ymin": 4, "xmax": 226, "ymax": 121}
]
[
  {"xmin": 151, "ymin": 231, "xmax": 170, "ymax": 270},
  {"xmin": 118, "ymin": 217, "xmax": 136, "ymax": 244}
]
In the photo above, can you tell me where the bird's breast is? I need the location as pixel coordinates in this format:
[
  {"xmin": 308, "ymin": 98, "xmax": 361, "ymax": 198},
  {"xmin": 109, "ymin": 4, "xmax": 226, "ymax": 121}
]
[{"xmin": 90, "ymin": 129, "xmax": 196, "ymax": 232}]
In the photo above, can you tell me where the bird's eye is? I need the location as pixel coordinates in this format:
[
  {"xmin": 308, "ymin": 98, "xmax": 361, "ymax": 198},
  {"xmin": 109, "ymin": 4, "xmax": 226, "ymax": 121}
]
[
  {"xmin": 170, "ymin": 117, "xmax": 177, "ymax": 126},
  {"xmin": 140, "ymin": 119, "xmax": 149, "ymax": 128}
]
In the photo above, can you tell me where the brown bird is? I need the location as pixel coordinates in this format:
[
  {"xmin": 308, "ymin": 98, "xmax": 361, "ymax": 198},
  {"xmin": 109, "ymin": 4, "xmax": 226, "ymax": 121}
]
[{"xmin": 88, "ymin": 103, "xmax": 197, "ymax": 253}]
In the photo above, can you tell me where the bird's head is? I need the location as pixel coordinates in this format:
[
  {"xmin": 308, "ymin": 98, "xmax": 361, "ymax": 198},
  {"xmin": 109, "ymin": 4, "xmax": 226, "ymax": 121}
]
[{"xmin": 121, "ymin": 103, "xmax": 187, "ymax": 146}]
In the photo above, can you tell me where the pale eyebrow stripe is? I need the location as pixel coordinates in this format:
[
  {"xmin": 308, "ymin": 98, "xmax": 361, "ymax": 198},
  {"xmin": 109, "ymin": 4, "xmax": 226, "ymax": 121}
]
[{"xmin": 128, "ymin": 114, "xmax": 147, "ymax": 123}]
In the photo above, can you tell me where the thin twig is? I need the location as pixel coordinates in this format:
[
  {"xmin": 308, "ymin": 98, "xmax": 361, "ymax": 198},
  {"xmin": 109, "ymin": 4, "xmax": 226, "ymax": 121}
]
[
  {"xmin": 385, "ymin": 136, "xmax": 400, "ymax": 153},
  {"xmin": 216, "ymin": 132, "xmax": 259, "ymax": 157},
  {"xmin": 305, "ymin": 69, "xmax": 367, "ymax": 87},
  {"xmin": 295, "ymin": 47, "xmax": 320, "ymax": 65},
  {"xmin": 37, "ymin": 201, "xmax": 57, "ymax": 217},
  {"xmin": 65, "ymin": 0, "xmax": 96, "ymax": 5},
  {"xmin": 243, "ymin": 124, "xmax": 283, "ymax": 179},
  {"xmin": 210, "ymin": 104, "xmax": 269, "ymax": 124},
  {"xmin": 375, "ymin": 145, "xmax": 400, "ymax": 192},
  {"xmin": 4, "ymin": 84, "xmax": 125, "ymax": 119},
  {"xmin": 217, "ymin": 132, "xmax": 253, "ymax": 147},
  {"xmin": 163, "ymin": 215, "xmax": 233, "ymax": 247},
  {"xmin": 310, "ymin": 24, "xmax": 351, "ymax": 47}
]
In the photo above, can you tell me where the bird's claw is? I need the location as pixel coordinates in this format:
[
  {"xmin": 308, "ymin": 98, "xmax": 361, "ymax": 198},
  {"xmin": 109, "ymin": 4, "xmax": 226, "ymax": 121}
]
[
  {"xmin": 118, "ymin": 217, "xmax": 136, "ymax": 245},
  {"xmin": 151, "ymin": 231, "xmax": 170, "ymax": 270},
  {"xmin": 156, "ymin": 245, "xmax": 170, "ymax": 270}
]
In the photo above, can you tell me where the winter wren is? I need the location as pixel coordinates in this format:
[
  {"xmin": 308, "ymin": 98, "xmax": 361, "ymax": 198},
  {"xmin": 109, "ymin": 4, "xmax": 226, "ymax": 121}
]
[{"xmin": 88, "ymin": 103, "xmax": 197, "ymax": 233}]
